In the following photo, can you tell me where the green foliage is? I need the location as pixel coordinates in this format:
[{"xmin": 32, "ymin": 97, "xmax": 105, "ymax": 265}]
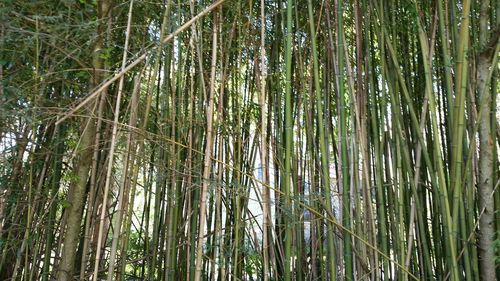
[{"xmin": 0, "ymin": 1, "xmax": 498, "ymax": 281}]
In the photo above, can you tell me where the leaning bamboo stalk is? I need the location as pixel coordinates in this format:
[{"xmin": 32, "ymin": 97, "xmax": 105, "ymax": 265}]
[
  {"xmin": 165, "ymin": 14, "xmax": 180, "ymax": 279},
  {"xmin": 117, "ymin": 72, "xmax": 143, "ymax": 278},
  {"xmin": 306, "ymin": 1, "xmax": 336, "ymax": 279},
  {"xmin": 91, "ymin": 12, "xmax": 129, "ymax": 281},
  {"xmin": 407, "ymin": 5, "xmax": 439, "ymax": 279},
  {"xmin": 283, "ymin": 0, "xmax": 294, "ymax": 279},
  {"xmin": 336, "ymin": 0, "xmax": 353, "ymax": 279},
  {"xmin": 193, "ymin": 6, "xmax": 218, "ymax": 281},
  {"xmin": 55, "ymin": 0, "xmax": 226, "ymax": 126},
  {"xmin": 448, "ymin": 6, "xmax": 472, "ymax": 280},
  {"xmin": 258, "ymin": 0, "xmax": 271, "ymax": 279},
  {"xmin": 106, "ymin": 1, "xmax": 135, "ymax": 278}
]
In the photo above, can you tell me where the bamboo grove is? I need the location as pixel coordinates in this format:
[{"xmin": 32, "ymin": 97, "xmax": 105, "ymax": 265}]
[{"xmin": 0, "ymin": 0, "xmax": 498, "ymax": 280}]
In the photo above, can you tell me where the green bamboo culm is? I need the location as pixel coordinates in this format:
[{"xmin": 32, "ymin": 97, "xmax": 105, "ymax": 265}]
[
  {"xmin": 1, "ymin": 0, "xmax": 498, "ymax": 280},
  {"xmin": 306, "ymin": 0, "xmax": 336, "ymax": 279},
  {"xmin": 284, "ymin": 0, "xmax": 294, "ymax": 279},
  {"xmin": 337, "ymin": 0, "xmax": 353, "ymax": 280}
]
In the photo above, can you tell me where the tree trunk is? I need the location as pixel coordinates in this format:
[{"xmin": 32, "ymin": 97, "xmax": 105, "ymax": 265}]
[
  {"xmin": 477, "ymin": 1, "xmax": 498, "ymax": 279},
  {"xmin": 55, "ymin": 1, "xmax": 110, "ymax": 280}
]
